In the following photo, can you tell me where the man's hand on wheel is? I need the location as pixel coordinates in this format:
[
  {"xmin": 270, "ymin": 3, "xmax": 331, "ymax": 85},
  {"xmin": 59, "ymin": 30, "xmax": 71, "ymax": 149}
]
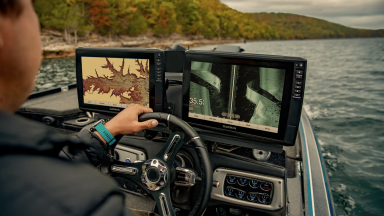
[{"xmin": 95, "ymin": 104, "xmax": 158, "ymax": 144}]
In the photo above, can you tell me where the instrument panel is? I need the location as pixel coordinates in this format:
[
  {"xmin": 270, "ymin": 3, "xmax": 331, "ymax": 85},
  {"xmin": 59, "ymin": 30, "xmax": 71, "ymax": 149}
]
[
  {"xmin": 224, "ymin": 175, "xmax": 274, "ymax": 205},
  {"xmin": 211, "ymin": 168, "xmax": 284, "ymax": 211}
]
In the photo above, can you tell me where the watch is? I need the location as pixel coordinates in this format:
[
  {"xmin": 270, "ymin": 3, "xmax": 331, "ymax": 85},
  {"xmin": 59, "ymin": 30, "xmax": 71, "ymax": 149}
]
[{"xmin": 91, "ymin": 119, "xmax": 116, "ymax": 146}]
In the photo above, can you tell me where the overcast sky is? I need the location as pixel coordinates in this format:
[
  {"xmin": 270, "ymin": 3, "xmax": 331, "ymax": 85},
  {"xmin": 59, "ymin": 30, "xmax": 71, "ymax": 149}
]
[{"xmin": 220, "ymin": 0, "xmax": 384, "ymax": 29}]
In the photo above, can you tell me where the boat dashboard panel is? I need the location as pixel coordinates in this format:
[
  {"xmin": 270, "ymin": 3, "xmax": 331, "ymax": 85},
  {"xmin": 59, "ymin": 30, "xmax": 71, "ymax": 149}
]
[{"xmin": 211, "ymin": 168, "xmax": 284, "ymax": 211}]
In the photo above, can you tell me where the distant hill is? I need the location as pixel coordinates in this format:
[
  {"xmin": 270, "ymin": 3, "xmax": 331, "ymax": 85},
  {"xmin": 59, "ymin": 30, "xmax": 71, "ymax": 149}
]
[
  {"xmin": 250, "ymin": 12, "xmax": 384, "ymax": 39},
  {"xmin": 33, "ymin": 0, "xmax": 384, "ymax": 40}
]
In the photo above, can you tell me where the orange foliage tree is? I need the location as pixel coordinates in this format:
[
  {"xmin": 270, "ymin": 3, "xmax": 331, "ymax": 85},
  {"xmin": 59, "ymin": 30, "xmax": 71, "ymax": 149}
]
[{"xmin": 88, "ymin": 0, "xmax": 111, "ymax": 32}]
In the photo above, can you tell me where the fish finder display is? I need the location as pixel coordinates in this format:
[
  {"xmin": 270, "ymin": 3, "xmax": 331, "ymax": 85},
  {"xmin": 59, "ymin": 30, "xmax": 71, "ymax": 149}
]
[
  {"xmin": 188, "ymin": 61, "xmax": 285, "ymax": 133},
  {"xmin": 81, "ymin": 57, "xmax": 150, "ymax": 108}
]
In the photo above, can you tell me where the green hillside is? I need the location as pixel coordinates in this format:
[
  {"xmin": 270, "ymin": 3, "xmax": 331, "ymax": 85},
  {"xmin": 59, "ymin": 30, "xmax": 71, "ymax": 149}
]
[
  {"xmin": 33, "ymin": 0, "xmax": 384, "ymax": 40},
  {"xmin": 251, "ymin": 13, "xmax": 384, "ymax": 39}
]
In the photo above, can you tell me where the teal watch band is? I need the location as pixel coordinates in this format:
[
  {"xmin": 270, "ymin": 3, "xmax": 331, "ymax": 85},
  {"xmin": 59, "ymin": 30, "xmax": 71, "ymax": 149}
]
[{"xmin": 94, "ymin": 120, "xmax": 116, "ymax": 146}]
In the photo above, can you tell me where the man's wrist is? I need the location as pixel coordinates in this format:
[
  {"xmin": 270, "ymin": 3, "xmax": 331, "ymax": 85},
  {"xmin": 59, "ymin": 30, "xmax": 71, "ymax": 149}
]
[
  {"xmin": 93, "ymin": 131, "xmax": 107, "ymax": 145},
  {"xmin": 104, "ymin": 121, "xmax": 119, "ymax": 137},
  {"xmin": 91, "ymin": 120, "xmax": 117, "ymax": 146}
]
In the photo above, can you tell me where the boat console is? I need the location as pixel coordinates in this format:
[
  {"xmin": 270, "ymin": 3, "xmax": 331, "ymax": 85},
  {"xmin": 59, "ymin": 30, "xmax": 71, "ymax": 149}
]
[
  {"xmin": 74, "ymin": 46, "xmax": 307, "ymax": 216},
  {"xmin": 18, "ymin": 45, "xmax": 312, "ymax": 216}
]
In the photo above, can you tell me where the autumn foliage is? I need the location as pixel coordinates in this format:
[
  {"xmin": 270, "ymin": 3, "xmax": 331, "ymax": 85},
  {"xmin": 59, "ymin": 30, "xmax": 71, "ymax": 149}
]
[
  {"xmin": 33, "ymin": 0, "xmax": 384, "ymax": 39},
  {"xmin": 88, "ymin": 0, "xmax": 110, "ymax": 28}
]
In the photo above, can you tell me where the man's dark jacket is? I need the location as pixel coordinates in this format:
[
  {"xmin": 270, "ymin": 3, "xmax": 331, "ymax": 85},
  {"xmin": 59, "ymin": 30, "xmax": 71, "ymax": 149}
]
[{"xmin": 0, "ymin": 111, "xmax": 133, "ymax": 216}]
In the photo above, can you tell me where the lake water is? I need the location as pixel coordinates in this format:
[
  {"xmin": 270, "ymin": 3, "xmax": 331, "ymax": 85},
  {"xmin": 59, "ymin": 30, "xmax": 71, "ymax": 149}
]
[{"xmin": 35, "ymin": 38, "xmax": 384, "ymax": 216}]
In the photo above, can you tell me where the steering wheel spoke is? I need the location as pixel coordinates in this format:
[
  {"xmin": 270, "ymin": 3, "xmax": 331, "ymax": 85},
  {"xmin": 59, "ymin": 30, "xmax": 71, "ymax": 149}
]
[
  {"xmin": 152, "ymin": 189, "xmax": 176, "ymax": 216},
  {"xmin": 109, "ymin": 160, "xmax": 144, "ymax": 184},
  {"xmin": 155, "ymin": 131, "xmax": 185, "ymax": 166}
]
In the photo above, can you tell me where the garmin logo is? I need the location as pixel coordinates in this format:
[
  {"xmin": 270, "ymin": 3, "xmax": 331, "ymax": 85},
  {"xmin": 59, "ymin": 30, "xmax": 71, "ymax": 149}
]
[
  {"xmin": 110, "ymin": 108, "xmax": 120, "ymax": 111},
  {"xmin": 223, "ymin": 125, "xmax": 236, "ymax": 130}
]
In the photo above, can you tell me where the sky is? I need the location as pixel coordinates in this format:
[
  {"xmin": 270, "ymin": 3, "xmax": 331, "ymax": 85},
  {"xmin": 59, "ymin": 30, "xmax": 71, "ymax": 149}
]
[{"xmin": 220, "ymin": 0, "xmax": 384, "ymax": 30}]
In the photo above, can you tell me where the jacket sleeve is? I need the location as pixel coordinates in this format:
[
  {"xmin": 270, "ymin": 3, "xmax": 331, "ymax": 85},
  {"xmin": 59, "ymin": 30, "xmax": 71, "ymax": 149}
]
[
  {"xmin": 74, "ymin": 129, "xmax": 111, "ymax": 166},
  {"xmin": 58, "ymin": 127, "xmax": 111, "ymax": 166}
]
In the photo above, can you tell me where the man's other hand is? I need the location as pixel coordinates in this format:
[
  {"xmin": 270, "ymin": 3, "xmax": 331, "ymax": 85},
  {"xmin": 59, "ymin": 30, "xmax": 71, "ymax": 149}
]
[{"xmin": 104, "ymin": 104, "xmax": 158, "ymax": 137}]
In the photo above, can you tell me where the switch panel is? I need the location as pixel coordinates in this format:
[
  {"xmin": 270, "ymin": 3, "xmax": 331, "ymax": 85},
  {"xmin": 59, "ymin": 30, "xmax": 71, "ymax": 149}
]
[
  {"xmin": 211, "ymin": 168, "xmax": 285, "ymax": 211},
  {"xmin": 224, "ymin": 175, "xmax": 273, "ymax": 205}
]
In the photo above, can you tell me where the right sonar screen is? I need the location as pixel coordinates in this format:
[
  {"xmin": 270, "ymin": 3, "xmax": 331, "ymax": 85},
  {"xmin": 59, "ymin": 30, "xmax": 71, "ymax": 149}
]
[{"xmin": 188, "ymin": 61, "xmax": 285, "ymax": 133}]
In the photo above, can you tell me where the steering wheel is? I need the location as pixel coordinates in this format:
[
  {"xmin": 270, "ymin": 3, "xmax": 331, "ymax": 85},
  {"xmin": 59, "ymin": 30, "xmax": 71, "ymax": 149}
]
[{"xmin": 108, "ymin": 113, "xmax": 213, "ymax": 216}]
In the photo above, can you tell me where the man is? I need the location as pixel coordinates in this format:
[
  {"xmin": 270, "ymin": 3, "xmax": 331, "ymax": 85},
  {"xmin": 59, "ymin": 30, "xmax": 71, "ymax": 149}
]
[{"xmin": 0, "ymin": 0, "xmax": 158, "ymax": 215}]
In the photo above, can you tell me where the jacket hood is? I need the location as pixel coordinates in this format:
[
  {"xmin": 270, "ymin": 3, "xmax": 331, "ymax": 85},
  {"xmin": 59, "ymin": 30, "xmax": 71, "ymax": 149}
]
[{"xmin": 0, "ymin": 111, "xmax": 80, "ymax": 156}]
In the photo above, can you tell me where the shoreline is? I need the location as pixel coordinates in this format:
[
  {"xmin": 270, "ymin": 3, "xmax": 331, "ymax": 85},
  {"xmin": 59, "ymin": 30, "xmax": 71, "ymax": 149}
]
[
  {"xmin": 41, "ymin": 30, "xmax": 383, "ymax": 59},
  {"xmin": 41, "ymin": 30, "xmax": 244, "ymax": 59},
  {"xmin": 42, "ymin": 39, "xmax": 243, "ymax": 59}
]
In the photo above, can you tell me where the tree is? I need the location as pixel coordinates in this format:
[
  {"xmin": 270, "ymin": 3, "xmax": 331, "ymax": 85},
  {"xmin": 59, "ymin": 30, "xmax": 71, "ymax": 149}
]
[
  {"xmin": 153, "ymin": 2, "xmax": 177, "ymax": 35},
  {"xmin": 200, "ymin": 12, "xmax": 220, "ymax": 37},
  {"xmin": 87, "ymin": 0, "xmax": 111, "ymax": 35},
  {"xmin": 34, "ymin": 0, "xmax": 69, "ymax": 30},
  {"xmin": 173, "ymin": 0, "xmax": 201, "ymax": 35},
  {"xmin": 107, "ymin": 0, "xmax": 148, "ymax": 36},
  {"xmin": 66, "ymin": 0, "xmax": 93, "ymax": 44},
  {"xmin": 127, "ymin": 9, "xmax": 148, "ymax": 36}
]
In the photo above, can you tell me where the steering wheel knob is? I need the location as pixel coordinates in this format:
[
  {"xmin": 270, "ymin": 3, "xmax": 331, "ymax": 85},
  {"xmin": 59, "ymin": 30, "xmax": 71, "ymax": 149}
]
[{"xmin": 142, "ymin": 159, "xmax": 168, "ymax": 191}]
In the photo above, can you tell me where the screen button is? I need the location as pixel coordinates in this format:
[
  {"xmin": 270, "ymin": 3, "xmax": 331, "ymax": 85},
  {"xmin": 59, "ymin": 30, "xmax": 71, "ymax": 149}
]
[
  {"xmin": 294, "ymin": 89, "xmax": 301, "ymax": 93},
  {"xmin": 156, "ymin": 59, "xmax": 161, "ymax": 63},
  {"xmin": 240, "ymin": 122, "xmax": 259, "ymax": 130},
  {"xmin": 259, "ymin": 125, "xmax": 278, "ymax": 133},
  {"xmin": 188, "ymin": 112, "xmax": 205, "ymax": 120},
  {"xmin": 98, "ymin": 101, "xmax": 108, "ymax": 106},
  {"xmin": 157, "ymin": 67, "xmax": 162, "ymax": 71},
  {"xmin": 223, "ymin": 119, "xmax": 240, "ymax": 126},
  {"xmin": 156, "ymin": 53, "xmax": 162, "ymax": 58},
  {"xmin": 295, "ymin": 81, "xmax": 302, "ymax": 85},
  {"xmin": 296, "ymin": 74, "xmax": 302, "ymax": 79},
  {"xmin": 296, "ymin": 70, "xmax": 303, "ymax": 74},
  {"xmin": 295, "ymin": 85, "xmax": 302, "ymax": 89},
  {"xmin": 156, "ymin": 62, "xmax": 162, "ymax": 66},
  {"xmin": 110, "ymin": 103, "xmax": 121, "ymax": 107},
  {"xmin": 294, "ymin": 93, "xmax": 301, "ymax": 97},
  {"xmin": 207, "ymin": 116, "xmax": 223, "ymax": 123},
  {"xmin": 84, "ymin": 100, "xmax": 94, "ymax": 104}
]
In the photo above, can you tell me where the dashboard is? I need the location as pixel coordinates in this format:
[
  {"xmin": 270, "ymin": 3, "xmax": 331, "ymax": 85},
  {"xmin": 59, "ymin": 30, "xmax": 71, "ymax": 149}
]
[{"xmin": 113, "ymin": 131, "xmax": 289, "ymax": 216}]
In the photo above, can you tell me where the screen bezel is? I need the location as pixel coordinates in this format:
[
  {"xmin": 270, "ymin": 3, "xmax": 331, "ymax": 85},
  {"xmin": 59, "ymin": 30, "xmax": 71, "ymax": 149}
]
[
  {"xmin": 182, "ymin": 51, "xmax": 295, "ymax": 142},
  {"xmin": 76, "ymin": 48, "xmax": 157, "ymax": 114}
]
